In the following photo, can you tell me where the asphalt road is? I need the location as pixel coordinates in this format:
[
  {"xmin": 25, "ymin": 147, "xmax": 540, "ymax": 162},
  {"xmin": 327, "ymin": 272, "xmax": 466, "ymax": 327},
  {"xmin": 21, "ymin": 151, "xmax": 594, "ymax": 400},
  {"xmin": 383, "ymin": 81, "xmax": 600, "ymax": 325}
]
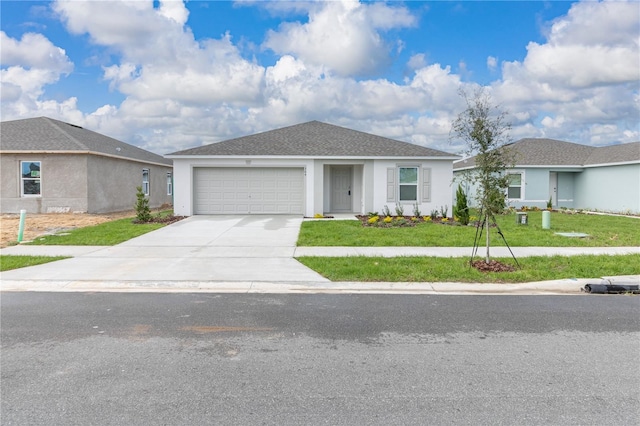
[{"xmin": 2, "ymin": 293, "xmax": 639, "ymax": 425}]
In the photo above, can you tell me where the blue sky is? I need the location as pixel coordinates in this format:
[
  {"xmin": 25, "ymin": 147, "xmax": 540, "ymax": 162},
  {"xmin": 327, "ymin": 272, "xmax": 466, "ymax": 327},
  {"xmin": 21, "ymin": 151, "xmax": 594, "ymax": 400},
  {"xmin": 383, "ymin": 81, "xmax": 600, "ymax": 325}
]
[{"xmin": 1, "ymin": 1, "xmax": 638, "ymax": 155}]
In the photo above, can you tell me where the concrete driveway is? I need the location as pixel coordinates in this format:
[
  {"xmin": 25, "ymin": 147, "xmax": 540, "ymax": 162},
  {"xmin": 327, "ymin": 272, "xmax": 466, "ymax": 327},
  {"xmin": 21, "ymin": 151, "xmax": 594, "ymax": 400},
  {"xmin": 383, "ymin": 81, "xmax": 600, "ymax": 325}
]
[{"xmin": 1, "ymin": 216, "xmax": 329, "ymax": 284}]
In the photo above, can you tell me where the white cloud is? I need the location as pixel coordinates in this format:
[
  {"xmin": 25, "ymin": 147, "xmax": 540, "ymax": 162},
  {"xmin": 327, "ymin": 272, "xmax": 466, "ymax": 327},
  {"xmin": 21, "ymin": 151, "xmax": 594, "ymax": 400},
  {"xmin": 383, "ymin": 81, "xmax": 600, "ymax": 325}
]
[
  {"xmin": 492, "ymin": 0, "xmax": 640, "ymax": 145},
  {"xmin": 407, "ymin": 54, "xmax": 427, "ymax": 71},
  {"xmin": 263, "ymin": 0, "xmax": 416, "ymax": 76},
  {"xmin": 2, "ymin": 0, "xmax": 638, "ymax": 156},
  {"xmin": 53, "ymin": 0, "xmax": 193, "ymax": 64},
  {"xmin": 486, "ymin": 56, "xmax": 497, "ymax": 71},
  {"xmin": 0, "ymin": 31, "xmax": 74, "ymax": 119},
  {"xmin": 499, "ymin": 0, "xmax": 639, "ymax": 91},
  {"xmin": 0, "ymin": 31, "xmax": 73, "ymax": 73}
]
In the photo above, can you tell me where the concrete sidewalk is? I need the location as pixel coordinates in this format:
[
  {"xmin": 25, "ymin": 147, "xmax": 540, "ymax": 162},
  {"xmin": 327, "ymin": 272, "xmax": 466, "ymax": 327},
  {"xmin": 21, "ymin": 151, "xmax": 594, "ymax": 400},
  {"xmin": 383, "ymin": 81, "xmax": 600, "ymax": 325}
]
[
  {"xmin": 2, "ymin": 243, "xmax": 638, "ymax": 295},
  {"xmin": 3, "ymin": 244, "xmax": 639, "ymax": 258}
]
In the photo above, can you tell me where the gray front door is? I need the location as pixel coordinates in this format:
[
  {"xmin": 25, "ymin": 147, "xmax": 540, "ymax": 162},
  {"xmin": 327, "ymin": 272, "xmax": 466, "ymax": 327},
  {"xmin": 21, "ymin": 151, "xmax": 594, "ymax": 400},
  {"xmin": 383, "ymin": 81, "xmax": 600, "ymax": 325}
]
[
  {"xmin": 331, "ymin": 166, "xmax": 352, "ymax": 212},
  {"xmin": 549, "ymin": 172, "xmax": 558, "ymax": 207}
]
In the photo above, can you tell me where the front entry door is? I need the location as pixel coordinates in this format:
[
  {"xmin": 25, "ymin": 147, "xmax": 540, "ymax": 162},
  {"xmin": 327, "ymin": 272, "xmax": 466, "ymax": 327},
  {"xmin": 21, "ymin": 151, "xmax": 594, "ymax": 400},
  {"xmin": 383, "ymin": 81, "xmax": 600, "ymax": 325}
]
[
  {"xmin": 549, "ymin": 172, "xmax": 558, "ymax": 207},
  {"xmin": 331, "ymin": 166, "xmax": 352, "ymax": 212}
]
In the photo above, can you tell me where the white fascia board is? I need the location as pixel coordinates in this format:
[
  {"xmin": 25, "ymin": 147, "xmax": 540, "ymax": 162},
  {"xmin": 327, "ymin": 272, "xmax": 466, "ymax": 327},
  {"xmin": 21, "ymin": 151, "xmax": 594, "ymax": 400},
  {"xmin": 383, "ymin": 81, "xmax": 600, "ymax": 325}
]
[
  {"xmin": 583, "ymin": 160, "xmax": 640, "ymax": 168},
  {"xmin": 166, "ymin": 154, "xmax": 460, "ymax": 161},
  {"xmin": 455, "ymin": 164, "xmax": 585, "ymax": 171}
]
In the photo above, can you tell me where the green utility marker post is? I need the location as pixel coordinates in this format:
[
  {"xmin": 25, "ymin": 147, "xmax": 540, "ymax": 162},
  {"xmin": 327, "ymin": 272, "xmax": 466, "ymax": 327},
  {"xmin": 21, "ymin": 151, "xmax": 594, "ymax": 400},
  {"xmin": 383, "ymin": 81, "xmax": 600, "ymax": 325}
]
[{"xmin": 17, "ymin": 209, "xmax": 26, "ymax": 243}]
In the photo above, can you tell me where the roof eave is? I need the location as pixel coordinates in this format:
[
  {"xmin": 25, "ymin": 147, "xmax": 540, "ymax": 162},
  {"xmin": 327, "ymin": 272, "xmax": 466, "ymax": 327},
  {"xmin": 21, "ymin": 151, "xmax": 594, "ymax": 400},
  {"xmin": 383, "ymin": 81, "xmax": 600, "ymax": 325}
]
[
  {"xmin": 584, "ymin": 160, "xmax": 640, "ymax": 168},
  {"xmin": 166, "ymin": 154, "xmax": 460, "ymax": 161},
  {"xmin": 1, "ymin": 149, "xmax": 172, "ymax": 167}
]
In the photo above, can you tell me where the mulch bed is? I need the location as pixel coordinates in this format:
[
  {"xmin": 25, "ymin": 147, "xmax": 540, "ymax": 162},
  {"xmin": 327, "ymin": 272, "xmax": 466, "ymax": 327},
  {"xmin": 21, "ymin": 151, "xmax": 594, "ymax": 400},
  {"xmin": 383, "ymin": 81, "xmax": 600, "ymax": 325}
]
[
  {"xmin": 471, "ymin": 259, "xmax": 517, "ymax": 273},
  {"xmin": 355, "ymin": 215, "xmax": 475, "ymax": 227},
  {"xmin": 133, "ymin": 215, "xmax": 186, "ymax": 225}
]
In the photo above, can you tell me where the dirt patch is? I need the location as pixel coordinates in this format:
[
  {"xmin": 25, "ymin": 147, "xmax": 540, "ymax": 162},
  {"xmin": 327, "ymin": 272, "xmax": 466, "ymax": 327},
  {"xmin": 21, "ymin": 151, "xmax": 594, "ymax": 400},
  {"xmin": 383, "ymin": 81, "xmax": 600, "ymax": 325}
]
[{"xmin": 1, "ymin": 210, "xmax": 142, "ymax": 248}]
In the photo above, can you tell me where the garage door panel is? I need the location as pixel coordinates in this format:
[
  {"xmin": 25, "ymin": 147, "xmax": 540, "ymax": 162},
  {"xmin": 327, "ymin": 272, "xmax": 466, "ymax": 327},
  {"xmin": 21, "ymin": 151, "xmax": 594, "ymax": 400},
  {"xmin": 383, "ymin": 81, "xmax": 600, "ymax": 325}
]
[{"xmin": 194, "ymin": 167, "xmax": 304, "ymax": 214}]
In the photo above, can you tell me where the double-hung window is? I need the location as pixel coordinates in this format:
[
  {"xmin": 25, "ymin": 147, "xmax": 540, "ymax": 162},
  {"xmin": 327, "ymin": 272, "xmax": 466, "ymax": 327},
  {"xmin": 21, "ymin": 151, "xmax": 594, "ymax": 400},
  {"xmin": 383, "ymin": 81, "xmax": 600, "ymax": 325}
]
[
  {"xmin": 507, "ymin": 172, "xmax": 523, "ymax": 199},
  {"xmin": 387, "ymin": 166, "xmax": 431, "ymax": 203},
  {"xmin": 142, "ymin": 169, "xmax": 150, "ymax": 196},
  {"xmin": 398, "ymin": 167, "xmax": 418, "ymax": 201},
  {"xmin": 21, "ymin": 161, "xmax": 41, "ymax": 196}
]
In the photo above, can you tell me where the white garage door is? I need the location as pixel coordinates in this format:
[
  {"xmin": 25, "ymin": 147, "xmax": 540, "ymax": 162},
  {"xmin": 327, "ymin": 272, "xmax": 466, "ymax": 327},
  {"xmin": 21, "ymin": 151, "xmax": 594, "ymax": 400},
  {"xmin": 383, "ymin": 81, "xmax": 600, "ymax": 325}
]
[{"xmin": 193, "ymin": 167, "xmax": 304, "ymax": 214}]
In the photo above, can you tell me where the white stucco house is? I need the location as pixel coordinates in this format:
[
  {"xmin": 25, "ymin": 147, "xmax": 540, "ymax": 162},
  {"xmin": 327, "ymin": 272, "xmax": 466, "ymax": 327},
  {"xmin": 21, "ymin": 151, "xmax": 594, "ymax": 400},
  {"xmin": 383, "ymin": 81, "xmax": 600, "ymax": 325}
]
[
  {"xmin": 453, "ymin": 138, "xmax": 640, "ymax": 214},
  {"xmin": 167, "ymin": 121, "xmax": 460, "ymax": 217}
]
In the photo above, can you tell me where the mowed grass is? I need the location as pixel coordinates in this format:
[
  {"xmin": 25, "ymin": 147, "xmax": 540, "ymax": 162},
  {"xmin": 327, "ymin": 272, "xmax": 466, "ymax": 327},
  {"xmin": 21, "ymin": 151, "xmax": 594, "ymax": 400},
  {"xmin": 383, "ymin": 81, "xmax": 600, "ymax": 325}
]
[
  {"xmin": 297, "ymin": 254, "xmax": 640, "ymax": 283},
  {"xmin": 298, "ymin": 212, "xmax": 640, "ymax": 247},
  {"xmin": 26, "ymin": 217, "xmax": 166, "ymax": 246},
  {"xmin": 0, "ymin": 255, "xmax": 70, "ymax": 271}
]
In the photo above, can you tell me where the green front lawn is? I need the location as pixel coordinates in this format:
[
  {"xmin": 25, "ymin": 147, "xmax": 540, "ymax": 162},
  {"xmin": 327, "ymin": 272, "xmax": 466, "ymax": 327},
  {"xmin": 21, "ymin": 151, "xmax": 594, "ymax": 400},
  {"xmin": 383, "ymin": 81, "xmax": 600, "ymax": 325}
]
[
  {"xmin": 1, "ymin": 255, "xmax": 70, "ymax": 271},
  {"xmin": 26, "ymin": 217, "xmax": 168, "ymax": 246},
  {"xmin": 298, "ymin": 212, "xmax": 640, "ymax": 247},
  {"xmin": 297, "ymin": 254, "xmax": 640, "ymax": 283}
]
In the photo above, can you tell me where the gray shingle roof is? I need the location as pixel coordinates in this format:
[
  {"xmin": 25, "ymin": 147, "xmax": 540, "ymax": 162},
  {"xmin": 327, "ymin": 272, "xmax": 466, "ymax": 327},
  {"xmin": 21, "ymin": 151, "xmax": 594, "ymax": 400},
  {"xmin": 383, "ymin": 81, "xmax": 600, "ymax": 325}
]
[
  {"xmin": 584, "ymin": 141, "xmax": 640, "ymax": 165},
  {"xmin": 454, "ymin": 138, "xmax": 640, "ymax": 169},
  {"xmin": 0, "ymin": 117, "xmax": 171, "ymax": 166},
  {"xmin": 169, "ymin": 121, "xmax": 458, "ymax": 158}
]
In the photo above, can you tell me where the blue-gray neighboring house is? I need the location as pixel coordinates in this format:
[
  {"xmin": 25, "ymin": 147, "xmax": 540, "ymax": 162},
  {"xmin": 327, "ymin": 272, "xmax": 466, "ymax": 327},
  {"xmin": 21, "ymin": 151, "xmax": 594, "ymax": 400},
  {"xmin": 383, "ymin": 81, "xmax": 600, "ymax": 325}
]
[{"xmin": 453, "ymin": 138, "xmax": 640, "ymax": 214}]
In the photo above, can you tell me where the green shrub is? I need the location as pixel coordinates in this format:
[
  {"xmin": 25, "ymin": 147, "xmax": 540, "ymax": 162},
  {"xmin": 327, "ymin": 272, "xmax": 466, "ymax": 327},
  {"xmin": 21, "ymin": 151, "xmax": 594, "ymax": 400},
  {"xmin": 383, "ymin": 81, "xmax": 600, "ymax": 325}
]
[
  {"xmin": 453, "ymin": 184, "xmax": 470, "ymax": 225},
  {"xmin": 134, "ymin": 186, "xmax": 152, "ymax": 223}
]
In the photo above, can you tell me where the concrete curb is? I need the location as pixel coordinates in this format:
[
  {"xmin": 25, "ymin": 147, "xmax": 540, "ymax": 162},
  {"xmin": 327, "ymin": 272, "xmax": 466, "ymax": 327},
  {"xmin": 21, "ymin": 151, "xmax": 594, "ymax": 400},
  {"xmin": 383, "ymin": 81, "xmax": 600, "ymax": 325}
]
[{"xmin": 0, "ymin": 278, "xmax": 593, "ymax": 295}]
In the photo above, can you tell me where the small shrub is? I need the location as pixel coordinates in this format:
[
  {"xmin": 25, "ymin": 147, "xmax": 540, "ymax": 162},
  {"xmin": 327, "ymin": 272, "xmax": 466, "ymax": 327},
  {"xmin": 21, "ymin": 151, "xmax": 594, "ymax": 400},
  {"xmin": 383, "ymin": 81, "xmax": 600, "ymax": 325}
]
[
  {"xmin": 430, "ymin": 209, "xmax": 438, "ymax": 220},
  {"xmin": 367, "ymin": 211, "xmax": 379, "ymax": 217},
  {"xmin": 383, "ymin": 216, "xmax": 393, "ymax": 223},
  {"xmin": 412, "ymin": 202, "xmax": 421, "ymax": 217},
  {"xmin": 395, "ymin": 218, "xmax": 408, "ymax": 226},
  {"xmin": 411, "ymin": 216, "xmax": 420, "ymax": 222},
  {"xmin": 134, "ymin": 186, "xmax": 152, "ymax": 223},
  {"xmin": 441, "ymin": 217, "xmax": 449, "ymax": 223},
  {"xmin": 368, "ymin": 216, "xmax": 379, "ymax": 224},
  {"xmin": 382, "ymin": 205, "xmax": 392, "ymax": 217},
  {"xmin": 395, "ymin": 203, "xmax": 404, "ymax": 216},
  {"xmin": 547, "ymin": 197, "xmax": 553, "ymax": 209},
  {"xmin": 314, "ymin": 213, "xmax": 324, "ymax": 218},
  {"xmin": 424, "ymin": 216, "xmax": 432, "ymax": 222},
  {"xmin": 440, "ymin": 204, "xmax": 449, "ymax": 218}
]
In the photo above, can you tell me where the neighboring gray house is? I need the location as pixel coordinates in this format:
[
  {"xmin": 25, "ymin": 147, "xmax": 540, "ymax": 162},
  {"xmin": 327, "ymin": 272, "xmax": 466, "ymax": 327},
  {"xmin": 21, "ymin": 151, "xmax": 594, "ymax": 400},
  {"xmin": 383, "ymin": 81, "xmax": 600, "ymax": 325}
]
[
  {"xmin": 0, "ymin": 117, "xmax": 173, "ymax": 214},
  {"xmin": 453, "ymin": 138, "xmax": 640, "ymax": 214},
  {"xmin": 167, "ymin": 121, "xmax": 460, "ymax": 217}
]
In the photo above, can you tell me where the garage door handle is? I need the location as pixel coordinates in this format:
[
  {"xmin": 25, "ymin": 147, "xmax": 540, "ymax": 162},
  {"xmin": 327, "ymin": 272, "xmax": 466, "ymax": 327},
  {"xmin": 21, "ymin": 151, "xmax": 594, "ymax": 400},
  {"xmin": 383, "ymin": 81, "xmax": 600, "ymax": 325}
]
[{"xmin": 348, "ymin": 190, "xmax": 351, "ymax": 196}]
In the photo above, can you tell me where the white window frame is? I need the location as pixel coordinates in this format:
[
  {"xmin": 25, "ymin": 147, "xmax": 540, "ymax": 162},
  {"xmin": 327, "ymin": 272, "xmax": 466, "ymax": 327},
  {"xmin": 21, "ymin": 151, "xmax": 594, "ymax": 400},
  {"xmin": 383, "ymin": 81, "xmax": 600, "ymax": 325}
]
[
  {"xmin": 20, "ymin": 160, "xmax": 42, "ymax": 197},
  {"xmin": 507, "ymin": 171, "xmax": 524, "ymax": 200},
  {"xmin": 166, "ymin": 172, "xmax": 173, "ymax": 196},
  {"xmin": 398, "ymin": 166, "xmax": 419, "ymax": 202},
  {"xmin": 387, "ymin": 165, "xmax": 431, "ymax": 203},
  {"xmin": 142, "ymin": 168, "xmax": 150, "ymax": 196}
]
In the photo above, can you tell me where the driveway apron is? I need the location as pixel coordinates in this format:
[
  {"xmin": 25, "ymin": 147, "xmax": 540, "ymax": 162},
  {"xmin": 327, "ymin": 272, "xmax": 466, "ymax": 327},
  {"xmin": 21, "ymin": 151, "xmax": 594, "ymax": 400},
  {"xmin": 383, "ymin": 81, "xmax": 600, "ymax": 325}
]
[{"xmin": 1, "ymin": 216, "xmax": 329, "ymax": 283}]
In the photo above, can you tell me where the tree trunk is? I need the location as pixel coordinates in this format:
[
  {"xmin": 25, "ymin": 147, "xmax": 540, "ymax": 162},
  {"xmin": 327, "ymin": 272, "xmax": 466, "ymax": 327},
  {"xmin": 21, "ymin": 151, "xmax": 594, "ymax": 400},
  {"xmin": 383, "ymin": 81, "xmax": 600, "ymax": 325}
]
[{"xmin": 485, "ymin": 213, "xmax": 490, "ymax": 263}]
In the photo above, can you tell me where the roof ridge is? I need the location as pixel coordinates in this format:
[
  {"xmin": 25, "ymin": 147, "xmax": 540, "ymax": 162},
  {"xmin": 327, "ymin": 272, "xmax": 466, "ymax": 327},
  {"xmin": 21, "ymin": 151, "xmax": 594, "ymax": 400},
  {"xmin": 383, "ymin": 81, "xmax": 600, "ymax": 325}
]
[{"xmin": 42, "ymin": 117, "xmax": 88, "ymax": 151}]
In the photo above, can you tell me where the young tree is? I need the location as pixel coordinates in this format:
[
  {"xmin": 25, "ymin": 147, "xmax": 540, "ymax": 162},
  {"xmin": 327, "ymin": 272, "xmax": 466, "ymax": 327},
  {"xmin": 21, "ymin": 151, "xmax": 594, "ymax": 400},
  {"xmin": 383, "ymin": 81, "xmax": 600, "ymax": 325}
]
[
  {"xmin": 134, "ymin": 186, "xmax": 152, "ymax": 223},
  {"xmin": 451, "ymin": 89, "xmax": 515, "ymax": 263}
]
